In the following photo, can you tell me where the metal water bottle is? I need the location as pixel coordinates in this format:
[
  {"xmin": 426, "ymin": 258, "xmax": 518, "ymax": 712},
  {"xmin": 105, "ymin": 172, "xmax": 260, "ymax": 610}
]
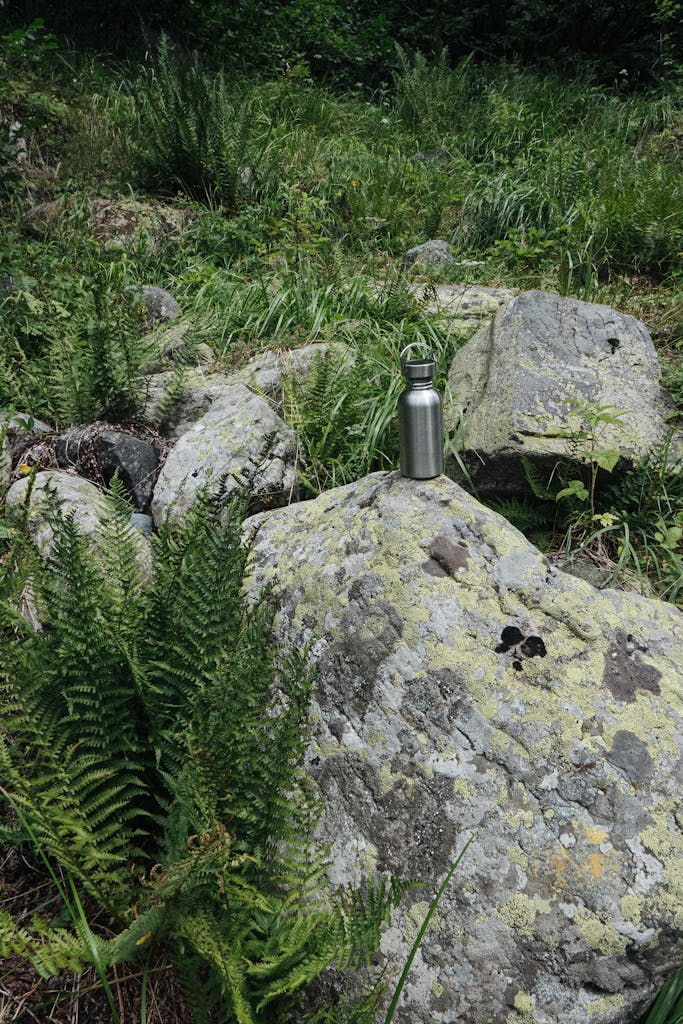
[{"xmin": 398, "ymin": 346, "xmax": 443, "ymax": 479}]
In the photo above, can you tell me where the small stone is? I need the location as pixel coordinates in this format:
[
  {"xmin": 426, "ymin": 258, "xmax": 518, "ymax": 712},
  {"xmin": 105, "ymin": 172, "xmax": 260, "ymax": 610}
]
[
  {"xmin": 125, "ymin": 284, "xmax": 180, "ymax": 325},
  {"xmin": 402, "ymin": 239, "xmax": 454, "ymax": 270}
]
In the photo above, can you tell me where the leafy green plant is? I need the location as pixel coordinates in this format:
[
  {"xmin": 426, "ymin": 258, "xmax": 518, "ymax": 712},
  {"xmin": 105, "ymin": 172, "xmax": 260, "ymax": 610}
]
[
  {"xmin": 0, "ymin": 241, "xmax": 157, "ymax": 428},
  {"xmin": 0, "ymin": 483, "xmax": 408, "ymax": 1022},
  {"xmin": 133, "ymin": 36, "xmax": 270, "ymax": 208},
  {"xmin": 392, "ymin": 47, "xmax": 473, "ymax": 141},
  {"xmin": 553, "ymin": 400, "xmax": 625, "ymax": 518},
  {"xmin": 640, "ymin": 965, "xmax": 683, "ymax": 1024}
]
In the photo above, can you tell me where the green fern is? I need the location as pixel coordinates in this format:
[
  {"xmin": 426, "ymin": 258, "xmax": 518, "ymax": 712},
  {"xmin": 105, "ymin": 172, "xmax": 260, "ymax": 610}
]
[
  {"xmin": 0, "ymin": 482, "xmax": 406, "ymax": 1021},
  {"xmin": 135, "ymin": 35, "xmax": 269, "ymax": 209}
]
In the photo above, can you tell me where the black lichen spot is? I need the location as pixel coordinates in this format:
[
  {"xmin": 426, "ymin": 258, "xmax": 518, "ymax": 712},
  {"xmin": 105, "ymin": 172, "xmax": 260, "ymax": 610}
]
[
  {"xmin": 607, "ymin": 337, "xmax": 620, "ymax": 354},
  {"xmin": 496, "ymin": 625, "xmax": 525, "ymax": 652},
  {"xmin": 512, "ymin": 659, "xmax": 523, "ymax": 672},
  {"xmin": 427, "ymin": 534, "xmax": 470, "ymax": 576},
  {"xmin": 603, "ymin": 630, "xmax": 662, "ymax": 703},
  {"xmin": 521, "ymin": 635, "xmax": 547, "ymax": 659}
]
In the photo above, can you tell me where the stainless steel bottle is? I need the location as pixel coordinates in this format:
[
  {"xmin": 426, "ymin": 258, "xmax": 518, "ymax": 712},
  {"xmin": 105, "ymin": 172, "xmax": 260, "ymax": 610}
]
[{"xmin": 398, "ymin": 347, "xmax": 443, "ymax": 479}]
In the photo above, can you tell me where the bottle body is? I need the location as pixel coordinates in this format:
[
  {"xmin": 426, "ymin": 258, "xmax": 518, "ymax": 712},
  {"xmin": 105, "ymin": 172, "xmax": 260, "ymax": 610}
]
[{"xmin": 398, "ymin": 382, "xmax": 443, "ymax": 479}]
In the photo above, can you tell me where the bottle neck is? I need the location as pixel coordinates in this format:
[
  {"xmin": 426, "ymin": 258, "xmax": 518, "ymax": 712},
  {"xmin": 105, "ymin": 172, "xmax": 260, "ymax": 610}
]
[{"xmin": 406, "ymin": 379, "xmax": 434, "ymax": 390}]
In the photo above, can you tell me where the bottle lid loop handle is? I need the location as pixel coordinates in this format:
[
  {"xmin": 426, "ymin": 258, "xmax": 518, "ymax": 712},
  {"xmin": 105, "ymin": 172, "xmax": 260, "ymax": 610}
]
[{"xmin": 400, "ymin": 342, "xmax": 435, "ymax": 367}]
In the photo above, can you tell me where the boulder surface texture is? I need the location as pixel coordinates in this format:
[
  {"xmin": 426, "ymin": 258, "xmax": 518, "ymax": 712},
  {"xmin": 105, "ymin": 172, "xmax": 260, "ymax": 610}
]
[
  {"xmin": 152, "ymin": 384, "xmax": 297, "ymax": 524},
  {"xmin": 447, "ymin": 290, "xmax": 671, "ymax": 497},
  {"xmin": 246, "ymin": 472, "xmax": 683, "ymax": 1024}
]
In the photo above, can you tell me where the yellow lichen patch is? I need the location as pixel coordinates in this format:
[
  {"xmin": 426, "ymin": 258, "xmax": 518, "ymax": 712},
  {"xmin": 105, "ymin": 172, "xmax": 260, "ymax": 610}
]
[
  {"xmin": 379, "ymin": 763, "xmax": 400, "ymax": 796},
  {"xmin": 586, "ymin": 994, "xmax": 626, "ymax": 1016},
  {"xmin": 507, "ymin": 847, "xmax": 529, "ymax": 870},
  {"xmin": 576, "ymin": 912, "xmax": 629, "ymax": 955},
  {"xmin": 663, "ymin": 860, "xmax": 683, "ymax": 928},
  {"xmin": 432, "ymin": 979, "xmax": 444, "ymax": 999},
  {"xmin": 514, "ymin": 992, "xmax": 533, "ymax": 1014},
  {"xmin": 506, "ymin": 996, "xmax": 536, "ymax": 1024},
  {"xmin": 453, "ymin": 778, "xmax": 473, "ymax": 800},
  {"xmin": 358, "ymin": 842, "xmax": 379, "ymax": 875},
  {"xmin": 509, "ymin": 809, "xmax": 534, "ymax": 830},
  {"xmin": 620, "ymin": 893, "xmax": 644, "ymax": 927},
  {"xmin": 498, "ymin": 893, "xmax": 551, "ymax": 936},
  {"xmin": 403, "ymin": 899, "xmax": 441, "ymax": 942},
  {"xmin": 602, "ymin": 701, "xmax": 679, "ymax": 757},
  {"xmin": 479, "ymin": 694, "xmax": 500, "ymax": 720},
  {"xmin": 641, "ymin": 817, "xmax": 683, "ymax": 860}
]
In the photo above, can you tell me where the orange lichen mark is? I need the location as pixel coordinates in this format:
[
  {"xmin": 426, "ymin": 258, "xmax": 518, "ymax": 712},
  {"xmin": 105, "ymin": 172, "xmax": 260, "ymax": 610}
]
[
  {"xmin": 585, "ymin": 852, "xmax": 612, "ymax": 879},
  {"xmin": 549, "ymin": 844, "xmax": 572, "ymax": 886},
  {"xmin": 581, "ymin": 845, "xmax": 622, "ymax": 881},
  {"xmin": 582, "ymin": 823, "xmax": 609, "ymax": 846}
]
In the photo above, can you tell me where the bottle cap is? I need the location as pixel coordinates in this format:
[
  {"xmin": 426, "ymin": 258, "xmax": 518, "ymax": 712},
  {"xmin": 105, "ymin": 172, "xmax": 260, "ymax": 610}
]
[{"xmin": 402, "ymin": 357, "xmax": 436, "ymax": 381}]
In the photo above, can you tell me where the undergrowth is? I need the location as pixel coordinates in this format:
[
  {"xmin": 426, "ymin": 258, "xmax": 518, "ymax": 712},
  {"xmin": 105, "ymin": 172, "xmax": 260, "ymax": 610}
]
[
  {"xmin": 0, "ymin": 481, "xmax": 408, "ymax": 1022},
  {"xmin": 0, "ymin": 28, "xmax": 682, "ymax": 1022}
]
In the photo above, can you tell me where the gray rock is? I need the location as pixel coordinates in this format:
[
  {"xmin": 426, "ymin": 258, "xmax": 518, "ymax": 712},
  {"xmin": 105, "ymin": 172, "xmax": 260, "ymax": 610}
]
[
  {"xmin": 55, "ymin": 426, "xmax": 160, "ymax": 512},
  {"xmin": 5, "ymin": 471, "xmax": 151, "ymax": 577},
  {"xmin": 0, "ymin": 416, "xmax": 11, "ymax": 497},
  {"xmin": 410, "ymin": 282, "xmax": 516, "ymax": 329},
  {"xmin": 447, "ymin": 290, "xmax": 672, "ymax": 498},
  {"xmin": 144, "ymin": 343, "xmax": 341, "ymax": 440},
  {"xmin": 125, "ymin": 284, "xmax": 180, "ymax": 325},
  {"xmin": 230, "ymin": 343, "xmax": 348, "ymax": 407},
  {"xmin": 244, "ymin": 471, "xmax": 683, "ymax": 1024},
  {"xmin": 151, "ymin": 384, "xmax": 297, "ymax": 525},
  {"xmin": 6, "ymin": 471, "xmax": 105, "ymax": 552},
  {"xmin": 402, "ymin": 239, "xmax": 454, "ymax": 270},
  {"xmin": 412, "ymin": 147, "xmax": 451, "ymax": 166}
]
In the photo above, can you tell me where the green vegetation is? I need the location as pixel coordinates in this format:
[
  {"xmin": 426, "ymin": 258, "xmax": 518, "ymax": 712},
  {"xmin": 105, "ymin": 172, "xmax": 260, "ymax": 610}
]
[
  {"xmin": 0, "ymin": 481, "xmax": 407, "ymax": 1022},
  {"xmin": 0, "ymin": 15, "xmax": 682, "ymax": 1020}
]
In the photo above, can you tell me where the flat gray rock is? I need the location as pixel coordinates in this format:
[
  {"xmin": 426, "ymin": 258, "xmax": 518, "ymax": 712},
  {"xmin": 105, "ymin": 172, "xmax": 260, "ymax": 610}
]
[
  {"xmin": 151, "ymin": 384, "xmax": 297, "ymax": 525},
  {"xmin": 245, "ymin": 472, "xmax": 683, "ymax": 1024},
  {"xmin": 409, "ymin": 282, "xmax": 516, "ymax": 333},
  {"xmin": 447, "ymin": 290, "xmax": 672, "ymax": 497}
]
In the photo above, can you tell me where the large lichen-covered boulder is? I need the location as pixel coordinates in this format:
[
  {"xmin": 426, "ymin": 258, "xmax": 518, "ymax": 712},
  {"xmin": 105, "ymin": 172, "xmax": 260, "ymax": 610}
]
[
  {"xmin": 151, "ymin": 384, "xmax": 297, "ymax": 525},
  {"xmin": 446, "ymin": 290, "xmax": 672, "ymax": 497},
  {"xmin": 245, "ymin": 472, "xmax": 683, "ymax": 1024}
]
